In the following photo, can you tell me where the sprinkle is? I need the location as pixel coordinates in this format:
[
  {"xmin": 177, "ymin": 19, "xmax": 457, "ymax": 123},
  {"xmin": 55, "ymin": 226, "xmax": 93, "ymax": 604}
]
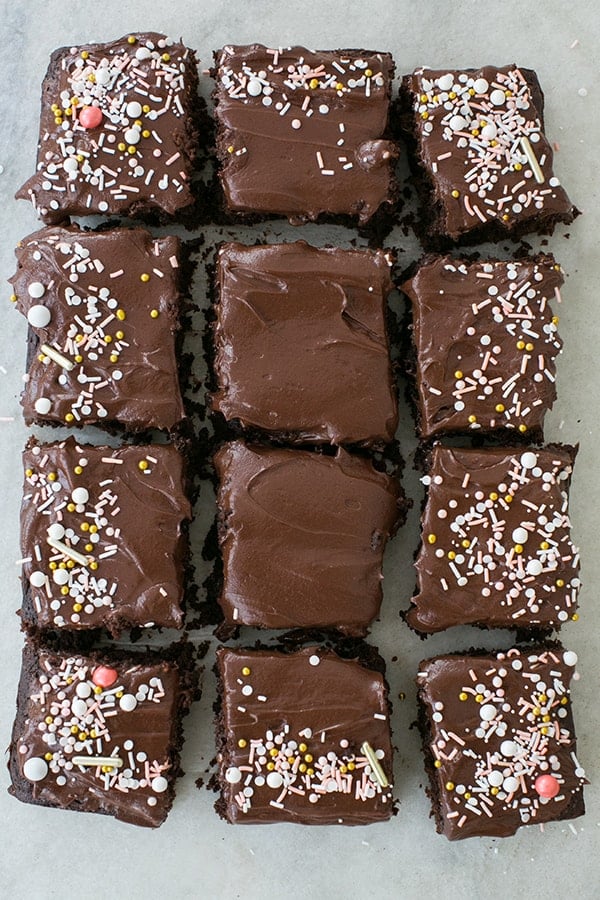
[{"xmin": 360, "ymin": 742, "xmax": 389, "ymax": 788}]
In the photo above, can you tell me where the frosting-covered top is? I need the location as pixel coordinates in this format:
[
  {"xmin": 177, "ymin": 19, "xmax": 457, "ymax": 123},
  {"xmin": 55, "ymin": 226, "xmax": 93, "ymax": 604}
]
[
  {"xmin": 217, "ymin": 647, "xmax": 394, "ymax": 824},
  {"xmin": 403, "ymin": 254, "xmax": 563, "ymax": 440},
  {"xmin": 418, "ymin": 646, "xmax": 585, "ymax": 839},
  {"xmin": 10, "ymin": 225, "xmax": 185, "ymax": 432},
  {"xmin": 215, "ymin": 441, "xmax": 401, "ymax": 634},
  {"xmin": 404, "ymin": 66, "xmax": 575, "ymax": 239},
  {"xmin": 17, "ymin": 33, "xmax": 199, "ymax": 222},
  {"xmin": 214, "ymin": 45, "xmax": 398, "ymax": 224},
  {"xmin": 212, "ymin": 241, "xmax": 398, "ymax": 446},
  {"xmin": 21, "ymin": 437, "xmax": 190, "ymax": 633},
  {"xmin": 409, "ymin": 445, "xmax": 580, "ymax": 633}
]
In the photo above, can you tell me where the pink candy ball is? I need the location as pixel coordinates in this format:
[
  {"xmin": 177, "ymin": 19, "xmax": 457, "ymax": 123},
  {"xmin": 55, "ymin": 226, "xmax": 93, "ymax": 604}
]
[
  {"xmin": 79, "ymin": 106, "xmax": 103, "ymax": 129},
  {"xmin": 92, "ymin": 665, "xmax": 118, "ymax": 688},
  {"xmin": 534, "ymin": 774, "xmax": 560, "ymax": 798}
]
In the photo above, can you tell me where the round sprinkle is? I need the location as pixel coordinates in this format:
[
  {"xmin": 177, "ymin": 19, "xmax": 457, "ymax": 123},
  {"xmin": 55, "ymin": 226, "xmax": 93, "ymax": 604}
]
[
  {"xmin": 526, "ymin": 559, "xmax": 543, "ymax": 577},
  {"xmin": 92, "ymin": 666, "xmax": 118, "ymax": 688},
  {"xmin": 500, "ymin": 740, "xmax": 518, "ymax": 757},
  {"xmin": 126, "ymin": 101, "xmax": 143, "ymax": 118},
  {"xmin": 479, "ymin": 704, "xmax": 496, "ymax": 721},
  {"xmin": 488, "ymin": 770, "xmax": 503, "ymax": 787},
  {"xmin": 225, "ymin": 766, "xmax": 242, "ymax": 784},
  {"xmin": 47, "ymin": 523, "xmax": 65, "ymax": 541},
  {"xmin": 520, "ymin": 452, "xmax": 537, "ymax": 470},
  {"xmin": 291, "ymin": 118, "xmax": 301, "ymax": 130},
  {"xmin": 29, "ymin": 571, "xmax": 46, "ymax": 588},
  {"xmin": 241, "ymin": 684, "xmax": 253, "ymax": 696},
  {"xmin": 512, "ymin": 527, "xmax": 529, "ymax": 545},
  {"xmin": 27, "ymin": 305, "xmax": 51, "ymax": 328},
  {"xmin": 28, "ymin": 282, "xmax": 46, "ymax": 299},
  {"xmin": 437, "ymin": 74, "xmax": 454, "ymax": 91},
  {"xmin": 563, "ymin": 650, "xmax": 578, "ymax": 667},
  {"xmin": 34, "ymin": 397, "xmax": 52, "ymax": 415},
  {"xmin": 135, "ymin": 47, "xmax": 151, "ymax": 61},
  {"xmin": 52, "ymin": 568, "xmax": 69, "ymax": 586},
  {"xmin": 503, "ymin": 776, "xmax": 519, "ymax": 793},
  {"xmin": 490, "ymin": 89, "xmax": 506, "ymax": 106},
  {"xmin": 473, "ymin": 77, "xmax": 489, "ymax": 94},
  {"xmin": 71, "ymin": 487, "xmax": 89, "ymax": 505},
  {"xmin": 71, "ymin": 698, "xmax": 88, "ymax": 718},
  {"xmin": 140, "ymin": 272, "xmax": 150, "ymax": 282},
  {"xmin": 534, "ymin": 774, "xmax": 560, "ymax": 798},
  {"xmin": 247, "ymin": 79, "xmax": 263, "ymax": 97},
  {"xmin": 151, "ymin": 775, "xmax": 169, "ymax": 793},
  {"xmin": 124, "ymin": 128, "xmax": 140, "ymax": 145},
  {"xmin": 119, "ymin": 694, "xmax": 137, "ymax": 712},
  {"xmin": 449, "ymin": 115, "xmax": 467, "ymax": 132},
  {"xmin": 309, "ymin": 655, "xmax": 320, "ymax": 666},
  {"xmin": 76, "ymin": 682, "xmax": 92, "ymax": 699},
  {"xmin": 23, "ymin": 757, "xmax": 48, "ymax": 782},
  {"xmin": 150, "ymin": 309, "xmax": 159, "ymax": 318},
  {"xmin": 79, "ymin": 106, "xmax": 103, "ymax": 129},
  {"xmin": 318, "ymin": 104, "xmax": 329, "ymax": 114},
  {"xmin": 266, "ymin": 771, "xmax": 283, "ymax": 789}
]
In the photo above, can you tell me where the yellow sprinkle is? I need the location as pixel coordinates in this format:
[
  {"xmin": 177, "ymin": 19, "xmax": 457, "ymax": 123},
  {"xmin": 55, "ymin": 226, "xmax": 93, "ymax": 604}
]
[
  {"xmin": 127, "ymin": 35, "xmax": 137, "ymax": 44},
  {"xmin": 572, "ymin": 613, "xmax": 579, "ymax": 621},
  {"xmin": 461, "ymin": 539, "xmax": 470, "ymax": 549},
  {"xmin": 134, "ymin": 120, "xmax": 143, "ymax": 127},
  {"xmin": 143, "ymin": 104, "xmax": 151, "ymax": 113},
  {"xmin": 138, "ymin": 460, "xmax": 149, "ymax": 471},
  {"xmin": 150, "ymin": 309, "xmax": 159, "ymax": 318},
  {"xmin": 162, "ymin": 53, "xmax": 171, "ymax": 62},
  {"xmin": 556, "ymin": 579, "xmax": 565, "ymax": 587},
  {"xmin": 116, "ymin": 691, "xmax": 123, "ymax": 699},
  {"xmin": 518, "ymin": 424, "xmax": 528, "ymax": 433},
  {"xmin": 80, "ymin": 522, "xmax": 90, "ymax": 532},
  {"xmin": 468, "ymin": 415, "xmax": 477, "ymax": 424},
  {"xmin": 71, "ymin": 726, "xmax": 79, "ymax": 734},
  {"xmin": 227, "ymin": 145, "xmax": 234, "ymax": 153},
  {"xmin": 110, "ymin": 354, "xmax": 119, "ymax": 363},
  {"xmin": 66, "ymin": 560, "xmax": 75, "ymax": 569},
  {"xmin": 58, "ymin": 562, "xmax": 66, "ymax": 569},
  {"xmin": 142, "ymin": 129, "xmax": 151, "ymax": 139},
  {"xmin": 514, "ymin": 544, "xmax": 524, "ymax": 554},
  {"xmin": 49, "ymin": 562, "xmax": 57, "ymax": 571},
  {"xmin": 420, "ymin": 93, "xmax": 428, "ymax": 102},
  {"xmin": 489, "ymin": 492, "xmax": 498, "ymax": 501},
  {"xmin": 451, "ymin": 190, "xmax": 460, "ymax": 199},
  {"xmin": 76, "ymin": 154, "xmax": 84, "ymax": 162},
  {"xmin": 421, "ymin": 111, "xmax": 429, "ymax": 119},
  {"xmin": 73, "ymin": 603, "xmax": 82, "ymax": 613},
  {"xmin": 74, "ymin": 355, "xmax": 83, "ymax": 363},
  {"xmin": 514, "ymin": 162, "xmax": 523, "ymax": 171},
  {"xmin": 74, "ymin": 465, "xmax": 83, "ymax": 475},
  {"xmin": 45, "ymin": 716, "xmax": 53, "ymax": 725},
  {"xmin": 540, "ymin": 541, "xmax": 549, "ymax": 550},
  {"xmin": 468, "ymin": 88, "xmax": 475, "ymax": 95},
  {"xmin": 427, "ymin": 533, "xmax": 437, "ymax": 545},
  {"xmin": 45, "ymin": 752, "xmax": 53, "ymax": 761},
  {"xmin": 89, "ymin": 561, "xmax": 98, "ymax": 571},
  {"xmin": 561, "ymin": 696, "xmax": 569, "ymax": 704},
  {"xmin": 502, "ymin": 213, "xmax": 510, "ymax": 221},
  {"xmin": 434, "ymin": 759, "xmax": 442, "ymax": 769},
  {"xmin": 118, "ymin": 142, "xmax": 127, "ymax": 152},
  {"xmin": 365, "ymin": 69, "xmax": 373, "ymax": 77},
  {"xmin": 335, "ymin": 82, "xmax": 344, "ymax": 91},
  {"xmin": 266, "ymin": 762, "xmax": 275, "ymax": 771},
  {"xmin": 94, "ymin": 686, "xmax": 103, "ymax": 695},
  {"xmin": 505, "ymin": 494, "xmax": 513, "ymax": 503},
  {"xmin": 464, "ymin": 792, "xmax": 471, "ymax": 800},
  {"xmin": 60, "ymin": 586, "xmax": 69, "ymax": 596},
  {"xmin": 347, "ymin": 762, "xmax": 355, "ymax": 772},
  {"xmin": 90, "ymin": 730, "xmax": 97, "ymax": 739},
  {"xmin": 541, "ymin": 727, "xmax": 549, "ymax": 735},
  {"xmin": 85, "ymin": 544, "xmax": 93, "ymax": 553},
  {"xmin": 446, "ymin": 781, "xmax": 455, "ymax": 791},
  {"xmin": 54, "ymin": 117, "xmax": 63, "ymax": 125},
  {"xmin": 516, "ymin": 340, "xmax": 526, "ymax": 350},
  {"xmin": 115, "ymin": 330, "xmax": 124, "ymax": 340},
  {"xmin": 67, "ymin": 502, "xmax": 76, "ymax": 512},
  {"xmin": 449, "ymin": 91, "xmax": 456, "ymax": 99},
  {"xmin": 495, "ymin": 404, "xmax": 505, "ymax": 413},
  {"xmin": 299, "ymin": 763, "xmax": 307, "ymax": 773},
  {"xmin": 454, "ymin": 369, "xmax": 463, "ymax": 379},
  {"xmin": 128, "ymin": 146, "xmax": 137, "ymax": 154},
  {"xmin": 116, "ymin": 309, "xmax": 126, "ymax": 321},
  {"xmin": 140, "ymin": 273, "xmax": 150, "ymax": 283},
  {"xmin": 242, "ymin": 666, "xmax": 251, "ymax": 676},
  {"xmin": 552, "ymin": 315, "xmax": 560, "ymax": 325},
  {"xmin": 475, "ymin": 693, "xmax": 484, "ymax": 703},
  {"xmin": 10, "ymin": 293, "xmax": 17, "ymax": 303},
  {"xmin": 89, "ymin": 525, "xmax": 98, "ymax": 534},
  {"xmin": 307, "ymin": 768, "xmax": 314, "ymax": 776},
  {"xmin": 525, "ymin": 342, "xmax": 534, "ymax": 352},
  {"xmin": 448, "ymin": 551, "xmax": 456, "ymax": 560},
  {"xmin": 25, "ymin": 468, "xmax": 33, "ymax": 478},
  {"xmin": 87, "ymin": 74, "xmax": 96, "ymax": 83},
  {"xmin": 309, "ymin": 78, "xmax": 319, "ymax": 89},
  {"xmin": 237, "ymin": 739, "xmax": 247, "ymax": 748},
  {"xmin": 459, "ymin": 692, "xmax": 468, "ymax": 701},
  {"xmin": 304, "ymin": 754, "xmax": 313, "ymax": 763},
  {"xmin": 104, "ymin": 334, "xmax": 112, "ymax": 344},
  {"xmin": 491, "ymin": 787, "xmax": 500, "ymax": 795}
]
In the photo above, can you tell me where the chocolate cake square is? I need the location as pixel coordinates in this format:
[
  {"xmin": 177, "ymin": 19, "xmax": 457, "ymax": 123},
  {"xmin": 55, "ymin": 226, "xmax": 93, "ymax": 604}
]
[
  {"xmin": 215, "ymin": 441, "xmax": 402, "ymax": 634},
  {"xmin": 10, "ymin": 225, "xmax": 187, "ymax": 433},
  {"xmin": 215, "ymin": 646, "xmax": 394, "ymax": 824},
  {"xmin": 17, "ymin": 33, "xmax": 203, "ymax": 224},
  {"xmin": 407, "ymin": 445, "xmax": 580, "ymax": 634},
  {"xmin": 402, "ymin": 254, "xmax": 564, "ymax": 442},
  {"xmin": 20, "ymin": 437, "xmax": 191, "ymax": 635},
  {"xmin": 417, "ymin": 645, "xmax": 586, "ymax": 840},
  {"xmin": 9, "ymin": 642, "xmax": 198, "ymax": 828},
  {"xmin": 400, "ymin": 66, "xmax": 577, "ymax": 245},
  {"xmin": 213, "ymin": 45, "xmax": 399, "ymax": 226},
  {"xmin": 211, "ymin": 241, "xmax": 398, "ymax": 447}
]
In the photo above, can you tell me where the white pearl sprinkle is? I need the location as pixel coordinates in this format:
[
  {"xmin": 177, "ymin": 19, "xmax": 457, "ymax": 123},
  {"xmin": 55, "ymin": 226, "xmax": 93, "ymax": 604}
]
[
  {"xmin": 27, "ymin": 282, "xmax": 46, "ymax": 299},
  {"xmin": 126, "ymin": 101, "xmax": 143, "ymax": 118},
  {"xmin": 23, "ymin": 757, "xmax": 48, "ymax": 782},
  {"xmin": 225, "ymin": 766, "xmax": 242, "ymax": 784},
  {"xmin": 34, "ymin": 397, "xmax": 52, "ymax": 415},
  {"xmin": 563, "ymin": 650, "xmax": 578, "ymax": 667},
  {"xmin": 71, "ymin": 487, "xmax": 89, "ymax": 505},
  {"xmin": 309, "ymin": 655, "xmax": 320, "ymax": 666}
]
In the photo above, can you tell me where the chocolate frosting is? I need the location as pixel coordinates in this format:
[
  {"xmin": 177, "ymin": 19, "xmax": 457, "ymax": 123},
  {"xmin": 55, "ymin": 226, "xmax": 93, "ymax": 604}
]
[
  {"xmin": 417, "ymin": 646, "xmax": 585, "ymax": 839},
  {"xmin": 10, "ymin": 645, "xmax": 182, "ymax": 827},
  {"xmin": 21, "ymin": 437, "xmax": 190, "ymax": 634},
  {"xmin": 214, "ymin": 45, "xmax": 398, "ymax": 224},
  {"xmin": 212, "ymin": 241, "xmax": 398, "ymax": 446},
  {"xmin": 403, "ymin": 66, "xmax": 575, "ymax": 240},
  {"xmin": 408, "ymin": 445, "xmax": 580, "ymax": 633},
  {"xmin": 403, "ymin": 254, "xmax": 563, "ymax": 440},
  {"xmin": 10, "ymin": 225, "xmax": 185, "ymax": 432},
  {"xmin": 217, "ymin": 647, "xmax": 394, "ymax": 824},
  {"xmin": 215, "ymin": 441, "xmax": 401, "ymax": 634},
  {"xmin": 16, "ymin": 33, "xmax": 199, "ymax": 223}
]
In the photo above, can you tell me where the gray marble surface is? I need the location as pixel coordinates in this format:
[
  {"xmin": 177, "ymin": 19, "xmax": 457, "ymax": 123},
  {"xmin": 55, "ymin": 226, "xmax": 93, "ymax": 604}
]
[{"xmin": 0, "ymin": 1, "xmax": 597, "ymax": 897}]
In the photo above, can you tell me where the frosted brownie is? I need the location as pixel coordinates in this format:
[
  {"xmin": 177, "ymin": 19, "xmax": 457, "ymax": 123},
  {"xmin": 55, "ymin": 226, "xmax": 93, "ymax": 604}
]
[
  {"xmin": 400, "ymin": 65, "xmax": 576, "ymax": 245},
  {"xmin": 9, "ymin": 642, "xmax": 198, "ymax": 827},
  {"xmin": 215, "ymin": 646, "xmax": 394, "ymax": 824},
  {"xmin": 402, "ymin": 254, "xmax": 564, "ymax": 442},
  {"xmin": 215, "ymin": 441, "xmax": 402, "ymax": 634},
  {"xmin": 407, "ymin": 445, "xmax": 580, "ymax": 634},
  {"xmin": 213, "ymin": 45, "xmax": 399, "ymax": 226},
  {"xmin": 17, "ymin": 33, "xmax": 203, "ymax": 224},
  {"xmin": 20, "ymin": 437, "xmax": 191, "ymax": 636},
  {"xmin": 10, "ymin": 225, "xmax": 187, "ymax": 433},
  {"xmin": 211, "ymin": 241, "xmax": 398, "ymax": 447},
  {"xmin": 417, "ymin": 645, "xmax": 586, "ymax": 839}
]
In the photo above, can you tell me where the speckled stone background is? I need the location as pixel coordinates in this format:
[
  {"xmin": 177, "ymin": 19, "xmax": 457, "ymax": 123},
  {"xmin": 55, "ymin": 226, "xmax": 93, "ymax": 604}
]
[{"xmin": 0, "ymin": 1, "xmax": 597, "ymax": 897}]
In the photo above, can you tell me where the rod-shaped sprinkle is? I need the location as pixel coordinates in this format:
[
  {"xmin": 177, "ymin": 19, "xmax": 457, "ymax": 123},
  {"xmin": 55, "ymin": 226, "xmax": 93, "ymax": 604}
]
[
  {"xmin": 360, "ymin": 741, "xmax": 389, "ymax": 788},
  {"xmin": 47, "ymin": 536, "xmax": 93, "ymax": 567},
  {"xmin": 72, "ymin": 756, "xmax": 124, "ymax": 768},
  {"xmin": 520, "ymin": 137, "xmax": 545, "ymax": 184},
  {"xmin": 40, "ymin": 343, "xmax": 75, "ymax": 371}
]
